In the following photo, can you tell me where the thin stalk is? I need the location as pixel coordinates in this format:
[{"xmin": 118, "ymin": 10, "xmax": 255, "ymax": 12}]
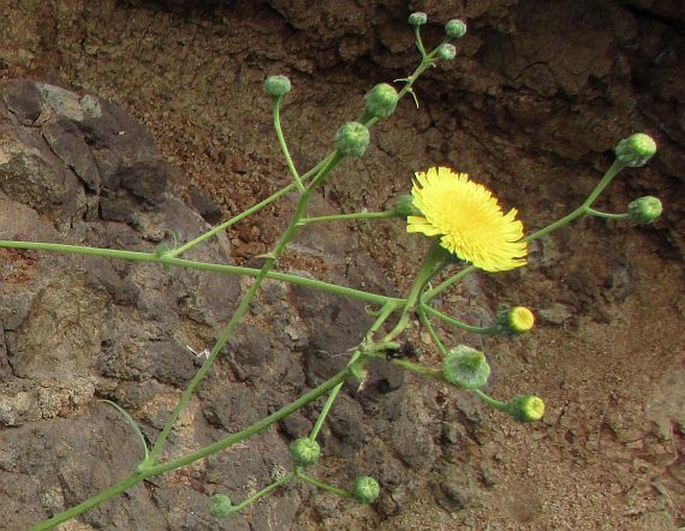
[
  {"xmin": 296, "ymin": 472, "xmax": 350, "ymax": 498},
  {"xmin": 421, "ymin": 304, "xmax": 495, "ymax": 336},
  {"xmin": 0, "ymin": 240, "xmax": 402, "ymax": 307},
  {"xmin": 229, "ymin": 472, "xmax": 296, "ymax": 513},
  {"xmin": 472, "ymin": 388, "xmax": 507, "ymax": 412},
  {"xmin": 272, "ymin": 95, "xmax": 305, "ymax": 192},
  {"xmin": 167, "ymin": 154, "xmax": 334, "ymax": 258},
  {"xmin": 32, "ymin": 368, "xmax": 350, "ymax": 530},
  {"xmin": 299, "ymin": 211, "xmax": 395, "ymax": 225},
  {"xmin": 145, "ymin": 176, "xmax": 321, "ymax": 464},
  {"xmin": 525, "ymin": 159, "xmax": 625, "ymax": 242}
]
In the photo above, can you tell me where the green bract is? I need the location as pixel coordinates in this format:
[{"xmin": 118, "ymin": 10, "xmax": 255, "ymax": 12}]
[
  {"xmin": 334, "ymin": 121, "xmax": 370, "ymax": 158},
  {"xmin": 264, "ymin": 75, "xmax": 292, "ymax": 98},
  {"xmin": 442, "ymin": 345, "xmax": 491, "ymax": 390},
  {"xmin": 364, "ymin": 83, "xmax": 399, "ymax": 119},
  {"xmin": 350, "ymin": 475, "xmax": 380, "ymax": 504},
  {"xmin": 628, "ymin": 196, "xmax": 663, "ymax": 225},
  {"xmin": 614, "ymin": 133, "xmax": 657, "ymax": 167},
  {"xmin": 289, "ymin": 437, "xmax": 321, "ymax": 467},
  {"xmin": 391, "ymin": 194, "xmax": 419, "ymax": 218}
]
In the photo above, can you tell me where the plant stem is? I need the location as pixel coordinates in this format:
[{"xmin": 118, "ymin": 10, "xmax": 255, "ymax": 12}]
[
  {"xmin": 0, "ymin": 240, "xmax": 401, "ymax": 307},
  {"xmin": 296, "ymin": 471, "xmax": 350, "ymax": 498},
  {"xmin": 31, "ymin": 369, "xmax": 350, "ymax": 530},
  {"xmin": 299, "ymin": 210, "xmax": 395, "ymax": 225},
  {"xmin": 272, "ymin": 95, "xmax": 305, "ymax": 192}
]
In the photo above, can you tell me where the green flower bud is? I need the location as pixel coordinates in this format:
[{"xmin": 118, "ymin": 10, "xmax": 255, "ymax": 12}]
[
  {"xmin": 436, "ymin": 43, "xmax": 457, "ymax": 61},
  {"xmin": 505, "ymin": 394, "xmax": 545, "ymax": 423},
  {"xmin": 445, "ymin": 19, "xmax": 467, "ymax": 39},
  {"xmin": 208, "ymin": 494, "xmax": 234, "ymax": 518},
  {"xmin": 334, "ymin": 122, "xmax": 370, "ymax": 158},
  {"xmin": 408, "ymin": 12, "xmax": 427, "ymax": 26},
  {"xmin": 628, "ymin": 196, "xmax": 663, "ymax": 225},
  {"xmin": 289, "ymin": 437, "xmax": 321, "ymax": 467},
  {"xmin": 364, "ymin": 83, "xmax": 399, "ymax": 119},
  {"xmin": 614, "ymin": 133, "xmax": 657, "ymax": 168},
  {"xmin": 263, "ymin": 75, "xmax": 292, "ymax": 98},
  {"xmin": 497, "ymin": 306, "xmax": 535, "ymax": 335},
  {"xmin": 350, "ymin": 475, "xmax": 380, "ymax": 504},
  {"xmin": 442, "ymin": 345, "xmax": 491, "ymax": 390}
]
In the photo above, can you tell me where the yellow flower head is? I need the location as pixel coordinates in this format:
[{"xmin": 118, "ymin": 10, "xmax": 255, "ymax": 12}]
[{"xmin": 406, "ymin": 167, "xmax": 527, "ymax": 272}]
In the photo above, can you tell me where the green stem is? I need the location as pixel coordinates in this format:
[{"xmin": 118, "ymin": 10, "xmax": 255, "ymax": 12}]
[
  {"xmin": 32, "ymin": 369, "xmax": 350, "ymax": 530},
  {"xmin": 296, "ymin": 471, "xmax": 350, "ymax": 498},
  {"xmin": 299, "ymin": 211, "xmax": 395, "ymax": 226},
  {"xmin": 167, "ymin": 155, "xmax": 333, "ymax": 259},
  {"xmin": 524, "ymin": 159, "xmax": 626, "ymax": 242},
  {"xmin": 421, "ymin": 304, "xmax": 495, "ymax": 336},
  {"xmin": 272, "ymin": 95, "xmax": 305, "ymax": 192},
  {"xmin": 586, "ymin": 208, "xmax": 630, "ymax": 220},
  {"xmin": 382, "ymin": 242, "xmax": 446, "ymax": 342},
  {"xmin": 472, "ymin": 388, "xmax": 507, "ymax": 412},
  {"xmin": 416, "ymin": 305, "xmax": 449, "ymax": 358},
  {"xmin": 229, "ymin": 471, "xmax": 296, "ymax": 513},
  {"xmin": 390, "ymin": 358, "xmax": 441, "ymax": 379},
  {"xmin": 145, "ymin": 163, "xmax": 330, "ymax": 464},
  {"xmin": 0, "ymin": 240, "xmax": 401, "ymax": 307}
]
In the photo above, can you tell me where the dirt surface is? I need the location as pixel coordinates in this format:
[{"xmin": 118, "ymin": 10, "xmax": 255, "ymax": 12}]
[{"xmin": 0, "ymin": 1, "xmax": 683, "ymax": 530}]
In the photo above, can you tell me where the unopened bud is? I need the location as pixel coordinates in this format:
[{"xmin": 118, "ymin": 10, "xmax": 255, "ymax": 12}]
[
  {"xmin": 408, "ymin": 12, "xmax": 427, "ymax": 26},
  {"xmin": 289, "ymin": 437, "xmax": 321, "ymax": 467},
  {"xmin": 436, "ymin": 43, "xmax": 457, "ymax": 61},
  {"xmin": 497, "ymin": 306, "xmax": 535, "ymax": 335},
  {"xmin": 208, "ymin": 494, "xmax": 234, "ymax": 518},
  {"xmin": 350, "ymin": 475, "xmax": 380, "ymax": 504},
  {"xmin": 445, "ymin": 19, "xmax": 467, "ymax": 39},
  {"xmin": 364, "ymin": 83, "xmax": 399, "ymax": 119},
  {"xmin": 614, "ymin": 133, "xmax": 657, "ymax": 167},
  {"xmin": 263, "ymin": 75, "xmax": 292, "ymax": 98},
  {"xmin": 628, "ymin": 196, "xmax": 663, "ymax": 225},
  {"xmin": 505, "ymin": 394, "xmax": 545, "ymax": 423},
  {"xmin": 442, "ymin": 345, "xmax": 491, "ymax": 390},
  {"xmin": 334, "ymin": 122, "xmax": 370, "ymax": 158}
]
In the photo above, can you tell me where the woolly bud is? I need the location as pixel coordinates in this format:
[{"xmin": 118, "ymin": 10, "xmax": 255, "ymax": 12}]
[
  {"xmin": 628, "ymin": 196, "xmax": 663, "ymax": 225},
  {"xmin": 497, "ymin": 306, "xmax": 535, "ymax": 335},
  {"xmin": 614, "ymin": 133, "xmax": 657, "ymax": 168},
  {"xmin": 263, "ymin": 75, "xmax": 292, "ymax": 98},
  {"xmin": 442, "ymin": 345, "xmax": 491, "ymax": 390},
  {"xmin": 208, "ymin": 494, "xmax": 234, "ymax": 518},
  {"xmin": 436, "ymin": 43, "xmax": 457, "ymax": 61},
  {"xmin": 445, "ymin": 19, "xmax": 467, "ymax": 39},
  {"xmin": 289, "ymin": 437, "xmax": 321, "ymax": 467},
  {"xmin": 505, "ymin": 394, "xmax": 545, "ymax": 423},
  {"xmin": 350, "ymin": 475, "xmax": 380, "ymax": 504},
  {"xmin": 364, "ymin": 83, "xmax": 399, "ymax": 119},
  {"xmin": 408, "ymin": 12, "xmax": 427, "ymax": 26},
  {"xmin": 334, "ymin": 122, "xmax": 370, "ymax": 158}
]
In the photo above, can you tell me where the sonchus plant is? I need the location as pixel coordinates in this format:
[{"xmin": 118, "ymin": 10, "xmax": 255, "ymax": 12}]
[{"xmin": 0, "ymin": 13, "xmax": 661, "ymax": 529}]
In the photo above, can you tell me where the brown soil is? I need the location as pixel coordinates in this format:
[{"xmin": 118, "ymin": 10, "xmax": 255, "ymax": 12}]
[{"xmin": 1, "ymin": 1, "xmax": 683, "ymax": 530}]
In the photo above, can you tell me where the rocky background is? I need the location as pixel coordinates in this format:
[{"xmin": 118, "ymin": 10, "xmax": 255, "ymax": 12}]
[{"xmin": 0, "ymin": 1, "xmax": 683, "ymax": 529}]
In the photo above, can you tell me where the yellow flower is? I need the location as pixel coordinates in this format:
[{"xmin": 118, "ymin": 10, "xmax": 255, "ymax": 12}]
[{"xmin": 406, "ymin": 167, "xmax": 527, "ymax": 272}]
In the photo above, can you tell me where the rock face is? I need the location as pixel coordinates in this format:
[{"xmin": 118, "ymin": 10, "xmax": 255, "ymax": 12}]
[
  {"xmin": 0, "ymin": 80, "xmax": 248, "ymax": 527},
  {"xmin": 0, "ymin": 80, "xmax": 434, "ymax": 529}
]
